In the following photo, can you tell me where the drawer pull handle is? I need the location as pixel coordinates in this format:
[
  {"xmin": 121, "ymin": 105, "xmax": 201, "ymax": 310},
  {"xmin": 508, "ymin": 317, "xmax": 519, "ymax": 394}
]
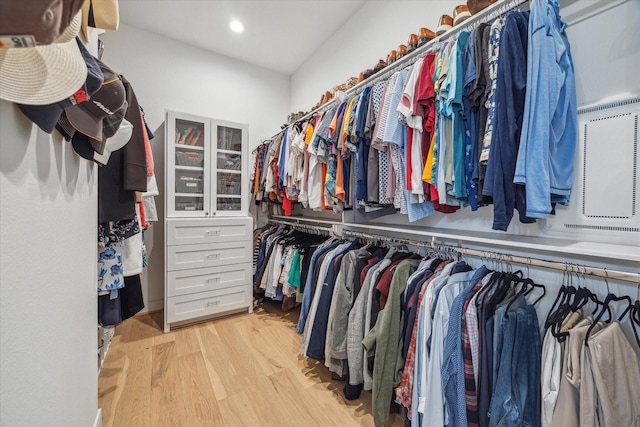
[
  {"xmin": 206, "ymin": 277, "xmax": 221, "ymax": 284},
  {"xmin": 206, "ymin": 253, "xmax": 221, "ymax": 260},
  {"xmin": 206, "ymin": 300, "xmax": 221, "ymax": 308},
  {"xmin": 205, "ymin": 229, "xmax": 221, "ymax": 236}
]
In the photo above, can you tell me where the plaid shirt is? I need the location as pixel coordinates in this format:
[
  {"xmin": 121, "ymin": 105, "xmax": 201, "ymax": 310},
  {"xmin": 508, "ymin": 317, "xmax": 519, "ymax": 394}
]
[
  {"xmin": 395, "ymin": 261, "xmax": 448, "ymax": 414},
  {"xmin": 462, "ymin": 283, "xmax": 483, "ymax": 427}
]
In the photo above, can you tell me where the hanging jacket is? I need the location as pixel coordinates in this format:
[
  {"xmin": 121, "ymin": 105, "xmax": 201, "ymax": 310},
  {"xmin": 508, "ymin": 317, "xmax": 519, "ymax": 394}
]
[{"xmin": 514, "ymin": 0, "xmax": 577, "ymax": 218}]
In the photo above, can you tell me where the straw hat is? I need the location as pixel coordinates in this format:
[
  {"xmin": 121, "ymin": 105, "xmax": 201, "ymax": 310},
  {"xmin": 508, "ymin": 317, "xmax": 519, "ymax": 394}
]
[
  {"xmin": 81, "ymin": 0, "xmax": 120, "ymax": 42},
  {"xmin": 0, "ymin": 12, "xmax": 87, "ymax": 105}
]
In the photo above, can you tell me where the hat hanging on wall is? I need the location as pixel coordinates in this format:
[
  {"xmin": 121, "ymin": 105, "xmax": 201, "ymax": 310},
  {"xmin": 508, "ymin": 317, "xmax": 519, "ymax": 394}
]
[
  {"xmin": 81, "ymin": 0, "xmax": 120, "ymax": 42},
  {"xmin": 0, "ymin": 12, "xmax": 87, "ymax": 105},
  {"xmin": 0, "ymin": 0, "xmax": 85, "ymax": 45},
  {"xmin": 64, "ymin": 58, "xmax": 125, "ymax": 143},
  {"xmin": 92, "ymin": 118, "xmax": 133, "ymax": 165},
  {"xmin": 69, "ymin": 98, "xmax": 128, "ymax": 160},
  {"xmin": 17, "ymin": 37, "xmax": 104, "ymax": 133}
]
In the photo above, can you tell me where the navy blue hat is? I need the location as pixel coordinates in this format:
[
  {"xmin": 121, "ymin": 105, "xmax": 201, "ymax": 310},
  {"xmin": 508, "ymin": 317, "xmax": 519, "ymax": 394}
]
[{"xmin": 18, "ymin": 37, "xmax": 103, "ymax": 134}]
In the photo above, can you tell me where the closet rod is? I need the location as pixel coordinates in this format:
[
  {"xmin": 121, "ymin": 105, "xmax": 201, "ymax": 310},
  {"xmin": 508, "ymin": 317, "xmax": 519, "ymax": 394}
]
[
  {"xmin": 269, "ymin": 218, "xmax": 333, "ymax": 235},
  {"xmin": 341, "ymin": 229, "xmax": 640, "ymax": 285},
  {"xmin": 270, "ymin": 0, "xmax": 530, "ymax": 137}
]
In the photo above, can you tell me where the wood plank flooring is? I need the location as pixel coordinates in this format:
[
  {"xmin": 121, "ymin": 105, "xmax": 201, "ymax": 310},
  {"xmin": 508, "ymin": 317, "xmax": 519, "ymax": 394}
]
[{"xmin": 98, "ymin": 302, "xmax": 404, "ymax": 427}]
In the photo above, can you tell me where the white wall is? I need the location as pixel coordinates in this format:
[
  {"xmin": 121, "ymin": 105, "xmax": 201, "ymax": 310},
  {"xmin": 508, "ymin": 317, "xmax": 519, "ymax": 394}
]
[
  {"xmin": 100, "ymin": 24, "xmax": 291, "ymax": 312},
  {"xmin": 291, "ymin": 0, "xmax": 461, "ymax": 111},
  {"xmin": 0, "ymin": 100, "xmax": 98, "ymax": 426},
  {"xmin": 101, "ymin": 23, "xmax": 290, "ymax": 148}
]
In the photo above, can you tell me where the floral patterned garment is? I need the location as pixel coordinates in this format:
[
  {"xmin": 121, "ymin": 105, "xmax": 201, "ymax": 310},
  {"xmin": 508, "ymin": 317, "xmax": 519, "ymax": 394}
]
[
  {"xmin": 98, "ymin": 240, "xmax": 125, "ymax": 294},
  {"xmin": 479, "ymin": 18, "xmax": 505, "ymax": 163}
]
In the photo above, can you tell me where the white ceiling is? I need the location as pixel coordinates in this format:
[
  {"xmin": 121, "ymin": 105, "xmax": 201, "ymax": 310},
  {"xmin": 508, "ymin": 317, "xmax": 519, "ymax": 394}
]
[{"xmin": 118, "ymin": 0, "xmax": 367, "ymax": 75}]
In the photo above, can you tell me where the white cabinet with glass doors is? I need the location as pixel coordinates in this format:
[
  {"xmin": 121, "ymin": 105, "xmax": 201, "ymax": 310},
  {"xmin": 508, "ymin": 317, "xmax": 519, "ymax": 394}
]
[
  {"xmin": 164, "ymin": 111, "xmax": 252, "ymax": 332},
  {"xmin": 166, "ymin": 111, "xmax": 248, "ymax": 218}
]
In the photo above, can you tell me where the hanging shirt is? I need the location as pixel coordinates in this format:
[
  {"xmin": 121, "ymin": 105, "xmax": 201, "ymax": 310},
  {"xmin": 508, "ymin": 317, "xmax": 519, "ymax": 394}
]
[
  {"xmin": 367, "ymin": 80, "xmax": 387, "ymax": 203},
  {"xmin": 356, "ymin": 87, "xmax": 372, "ymax": 203},
  {"xmin": 363, "ymin": 258, "xmax": 421, "ymax": 427},
  {"xmin": 421, "ymin": 268, "xmax": 476, "ymax": 427},
  {"xmin": 480, "ymin": 18, "xmax": 505, "ymax": 163},
  {"xmin": 277, "ymin": 128, "xmax": 289, "ymax": 190},
  {"xmin": 514, "ymin": 0, "xmax": 577, "ymax": 217},
  {"xmin": 375, "ymin": 74, "xmax": 399, "ymax": 204},
  {"xmin": 384, "ymin": 67, "xmax": 411, "ymax": 213},
  {"xmin": 463, "ymin": 29, "xmax": 480, "ymax": 211},
  {"xmin": 485, "ymin": 11, "xmax": 535, "ymax": 231},
  {"xmin": 448, "ymin": 31, "xmax": 471, "ymax": 204},
  {"xmin": 414, "ymin": 261, "xmax": 458, "ymax": 421}
]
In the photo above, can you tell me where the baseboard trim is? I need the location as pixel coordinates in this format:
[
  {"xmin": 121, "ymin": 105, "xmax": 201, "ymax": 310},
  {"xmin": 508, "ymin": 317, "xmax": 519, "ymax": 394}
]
[
  {"xmin": 139, "ymin": 300, "xmax": 163, "ymax": 314},
  {"xmin": 93, "ymin": 408, "xmax": 103, "ymax": 427}
]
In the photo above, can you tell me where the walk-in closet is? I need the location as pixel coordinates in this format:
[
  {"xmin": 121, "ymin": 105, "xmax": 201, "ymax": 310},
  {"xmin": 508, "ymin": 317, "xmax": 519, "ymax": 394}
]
[{"xmin": 0, "ymin": 1, "xmax": 638, "ymax": 426}]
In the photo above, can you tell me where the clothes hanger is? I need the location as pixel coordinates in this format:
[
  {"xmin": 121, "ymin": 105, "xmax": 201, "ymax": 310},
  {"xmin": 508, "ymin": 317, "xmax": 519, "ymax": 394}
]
[
  {"xmin": 584, "ymin": 293, "xmax": 634, "ymax": 346},
  {"xmin": 630, "ymin": 301, "xmax": 640, "ymax": 349},
  {"xmin": 506, "ymin": 271, "xmax": 546, "ymax": 312},
  {"xmin": 551, "ymin": 268, "xmax": 597, "ymax": 341},
  {"xmin": 545, "ymin": 265, "xmax": 577, "ymax": 332}
]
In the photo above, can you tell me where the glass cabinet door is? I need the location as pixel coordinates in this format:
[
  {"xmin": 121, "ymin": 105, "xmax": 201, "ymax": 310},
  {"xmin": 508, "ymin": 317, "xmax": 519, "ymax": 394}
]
[
  {"xmin": 166, "ymin": 112, "xmax": 211, "ymax": 217},
  {"xmin": 212, "ymin": 122, "xmax": 248, "ymax": 215},
  {"xmin": 166, "ymin": 112, "xmax": 247, "ymax": 218}
]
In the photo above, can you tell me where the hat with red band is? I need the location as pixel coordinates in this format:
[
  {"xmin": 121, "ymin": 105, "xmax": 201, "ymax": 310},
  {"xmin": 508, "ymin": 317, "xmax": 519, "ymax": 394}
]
[{"xmin": 18, "ymin": 37, "xmax": 104, "ymax": 133}]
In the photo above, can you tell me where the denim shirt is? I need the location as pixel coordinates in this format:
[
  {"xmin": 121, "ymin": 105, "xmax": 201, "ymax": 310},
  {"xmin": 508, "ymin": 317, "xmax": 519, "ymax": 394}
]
[
  {"xmin": 514, "ymin": 0, "xmax": 577, "ymax": 218},
  {"xmin": 296, "ymin": 240, "xmax": 340, "ymax": 334}
]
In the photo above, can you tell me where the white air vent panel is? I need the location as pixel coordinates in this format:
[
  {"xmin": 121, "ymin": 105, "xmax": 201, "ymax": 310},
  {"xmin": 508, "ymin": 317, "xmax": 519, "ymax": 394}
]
[
  {"xmin": 541, "ymin": 96, "xmax": 640, "ymax": 247},
  {"xmin": 583, "ymin": 113, "xmax": 637, "ymax": 218}
]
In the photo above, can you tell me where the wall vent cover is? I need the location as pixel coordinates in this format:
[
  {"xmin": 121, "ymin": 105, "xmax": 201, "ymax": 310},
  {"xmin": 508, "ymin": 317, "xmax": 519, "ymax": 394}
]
[{"xmin": 542, "ymin": 96, "xmax": 640, "ymax": 246}]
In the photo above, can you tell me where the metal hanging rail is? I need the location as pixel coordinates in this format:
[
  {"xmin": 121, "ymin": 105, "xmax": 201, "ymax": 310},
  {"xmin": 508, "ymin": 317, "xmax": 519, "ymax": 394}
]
[
  {"xmin": 269, "ymin": 0, "xmax": 531, "ymax": 138},
  {"xmin": 268, "ymin": 218, "xmax": 333, "ymax": 236},
  {"xmin": 340, "ymin": 229, "xmax": 640, "ymax": 284}
]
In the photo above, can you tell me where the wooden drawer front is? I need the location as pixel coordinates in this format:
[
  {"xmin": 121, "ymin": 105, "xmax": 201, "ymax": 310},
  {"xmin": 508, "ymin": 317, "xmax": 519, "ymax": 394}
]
[
  {"xmin": 166, "ymin": 287, "xmax": 251, "ymax": 323},
  {"xmin": 167, "ymin": 242, "xmax": 251, "ymax": 271},
  {"xmin": 167, "ymin": 264, "xmax": 250, "ymax": 297},
  {"xmin": 167, "ymin": 218, "xmax": 252, "ymax": 246}
]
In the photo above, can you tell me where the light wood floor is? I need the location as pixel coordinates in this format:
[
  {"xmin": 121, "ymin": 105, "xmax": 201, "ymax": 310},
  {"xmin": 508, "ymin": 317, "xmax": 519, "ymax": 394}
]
[{"xmin": 98, "ymin": 302, "xmax": 404, "ymax": 427}]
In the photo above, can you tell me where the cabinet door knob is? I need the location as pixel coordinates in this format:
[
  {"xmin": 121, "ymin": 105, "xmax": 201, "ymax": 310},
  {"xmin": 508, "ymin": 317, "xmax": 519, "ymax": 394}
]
[
  {"xmin": 206, "ymin": 229, "xmax": 220, "ymax": 236},
  {"xmin": 206, "ymin": 300, "xmax": 220, "ymax": 308},
  {"xmin": 206, "ymin": 277, "xmax": 221, "ymax": 284},
  {"xmin": 206, "ymin": 253, "xmax": 221, "ymax": 260}
]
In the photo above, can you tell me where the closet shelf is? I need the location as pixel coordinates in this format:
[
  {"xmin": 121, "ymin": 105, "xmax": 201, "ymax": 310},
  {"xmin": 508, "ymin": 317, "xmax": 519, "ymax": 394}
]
[
  {"xmin": 337, "ymin": 223, "xmax": 640, "ymax": 263},
  {"xmin": 176, "ymin": 165, "xmax": 204, "ymax": 172},
  {"xmin": 175, "ymin": 193, "xmax": 204, "ymax": 198},
  {"xmin": 175, "ymin": 144, "xmax": 204, "ymax": 151}
]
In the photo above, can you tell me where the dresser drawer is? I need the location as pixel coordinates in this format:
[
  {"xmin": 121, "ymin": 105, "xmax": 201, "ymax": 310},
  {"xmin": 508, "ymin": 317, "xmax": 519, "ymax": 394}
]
[
  {"xmin": 166, "ymin": 217, "xmax": 252, "ymax": 246},
  {"xmin": 166, "ymin": 286, "xmax": 251, "ymax": 324},
  {"xmin": 167, "ymin": 264, "xmax": 251, "ymax": 297},
  {"xmin": 167, "ymin": 241, "xmax": 251, "ymax": 271}
]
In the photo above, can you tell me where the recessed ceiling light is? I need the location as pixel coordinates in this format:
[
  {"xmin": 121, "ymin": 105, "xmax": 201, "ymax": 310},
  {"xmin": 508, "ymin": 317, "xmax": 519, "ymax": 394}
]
[{"xmin": 229, "ymin": 20, "xmax": 244, "ymax": 33}]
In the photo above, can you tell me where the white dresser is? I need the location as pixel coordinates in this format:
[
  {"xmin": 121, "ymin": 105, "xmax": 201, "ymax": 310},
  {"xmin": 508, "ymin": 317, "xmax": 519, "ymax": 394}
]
[{"xmin": 164, "ymin": 217, "xmax": 253, "ymax": 332}]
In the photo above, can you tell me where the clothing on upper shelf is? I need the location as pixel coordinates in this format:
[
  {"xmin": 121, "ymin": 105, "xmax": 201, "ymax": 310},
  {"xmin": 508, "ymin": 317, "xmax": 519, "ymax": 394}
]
[{"xmin": 252, "ymin": 0, "xmax": 577, "ymax": 231}]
